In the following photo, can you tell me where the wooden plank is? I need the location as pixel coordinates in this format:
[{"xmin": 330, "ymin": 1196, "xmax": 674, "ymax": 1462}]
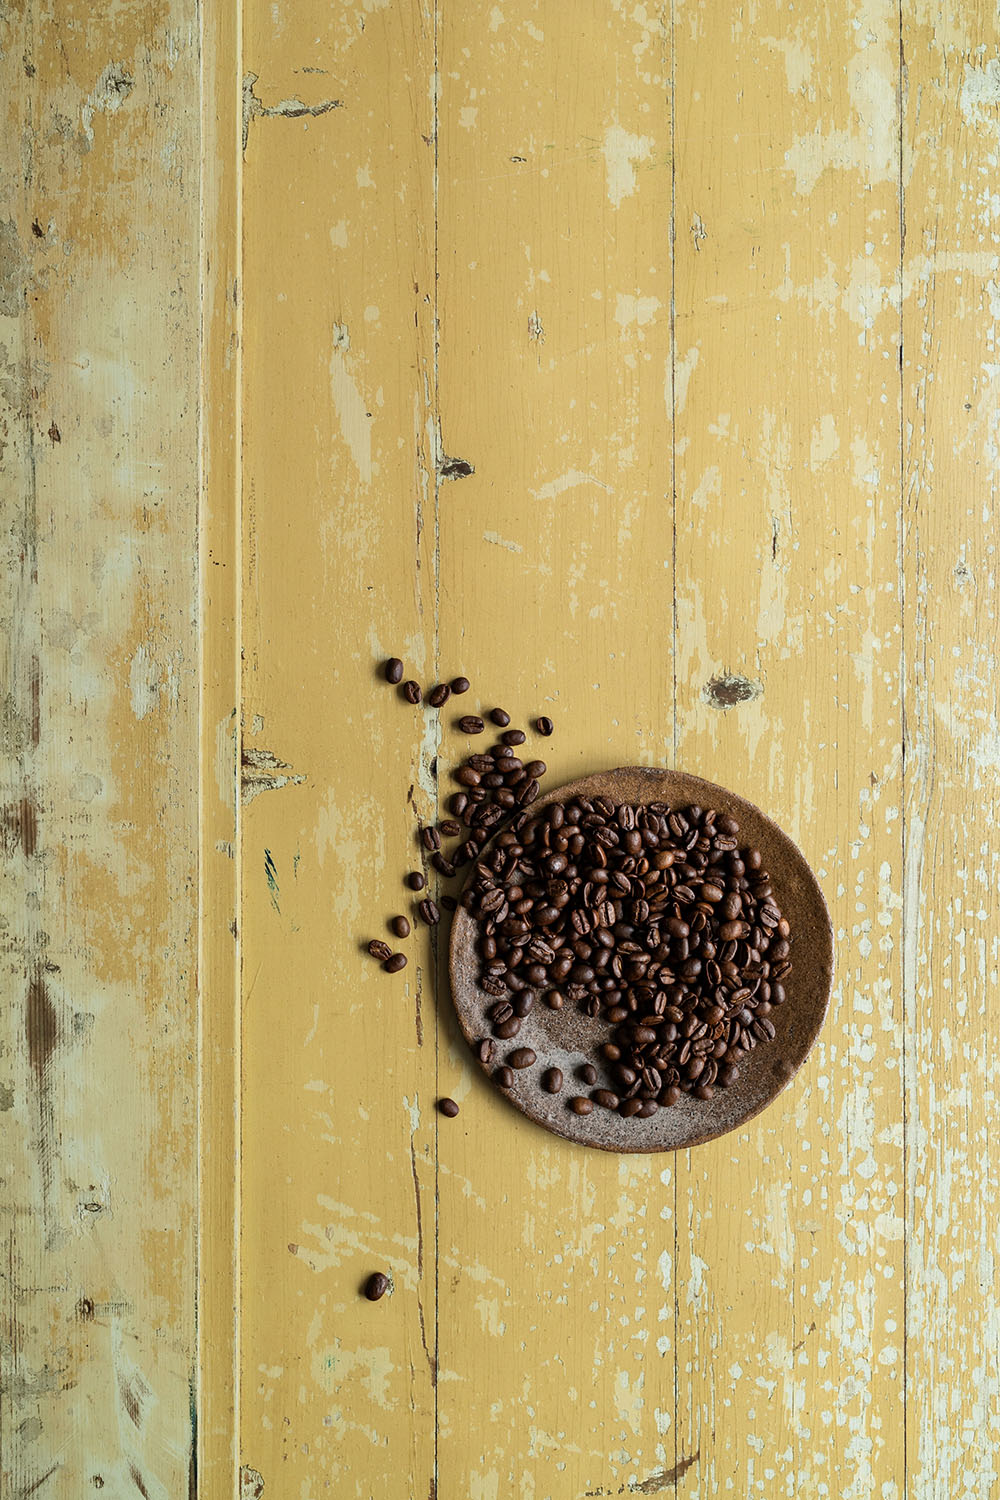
[
  {"xmin": 236, "ymin": 4, "xmax": 439, "ymax": 1496},
  {"xmin": 902, "ymin": 9, "xmax": 1000, "ymax": 1492},
  {"xmin": 0, "ymin": 4, "xmax": 201, "ymax": 1495},
  {"xmin": 670, "ymin": 3, "xmax": 906, "ymax": 1494}
]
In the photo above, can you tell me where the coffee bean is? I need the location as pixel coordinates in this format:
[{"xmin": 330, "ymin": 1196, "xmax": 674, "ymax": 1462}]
[
  {"xmin": 545, "ymin": 990, "xmax": 564, "ymax": 1009},
  {"xmin": 390, "ymin": 917, "xmax": 410, "ymax": 939},
  {"xmin": 441, "ymin": 894, "xmax": 457, "ymax": 911},
  {"xmin": 536, "ymin": 716, "xmax": 554, "ymax": 736},
  {"xmin": 476, "ymin": 1039, "xmax": 494, "ymax": 1064},
  {"xmin": 458, "ymin": 715, "xmax": 485, "ymax": 734},
  {"xmin": 438, "ymin": 1097, "xmax": 460, "ymax": 1117},
  {"xmin": 428, "ymin": 683, "xmax": 451, "ymax": 708},
  {"xmin": 430, "ymin": 853, "xmax": 456, "ymax": 876},
  {"xmin": 368, "ymin": 939, "xmax": 392, "ymax": 961},
  {"xmin": 542, "ymin": 1068, "xmax": 563, "ymax": 1093},
  {"xmin": 579, "ymin": 1063, "xmax": 598, "ymax": 1085},
  {"xmin": 619, "ymin": 1098, "xmax": 643, "ymax": 1118},
  {"xmin": 592, "ymin": 1089, "xmax": 620, "ymax": 1109},
  {"xmin": 364, "ymin": 1272, "xmax": 390, "ymax": 1301},
  {"xmin": 490, "ymin": 708, "xmax": 511, "ymax": 727},
  {"xmin": 495, "ymin": 1066, "xmax": 514, "ymax": 1088},
  {"xmin": 569, "ymin": 1096, "xmax": 593, "ymax": 1115},
  {"xmin": 512, "ymin": 993, "xmax": 534, "ymax": 1017},
  {"xmin": 501, "ymin": 729, "xmax": 526, "ymax": 746},
  {"xmin": 494, "ymin": 1016, "xmax": 522, "ymax": 1039},
  {"xmin": 406, "ymin": 871, "xmax": 426, "ymax": 890},
  {"xmin": 509, "ymin": 1047, "xmax": 536, "ymax": 1069},
  {"xmin": 385, "ymin": 658, "xmax": 404, "ymax": 684},
  {"xmin": 451, "ymin": 676, "xmax": 471, "ymax": 694},
  {"xmin": 383, "ymin": 953, "xmax": 407, "ymax": 973},
  {"xmin": 402, "ymin": 680, "xmax": 422, "ymax": 704},
  {"xmin": 636, "ymin": 1099, "xmax": 659, "ymax": 1118},
  {"xmin": 418, "ymin": 899, "xmax": 440, "ymax": 926},
  {"xmin": 523, "ymin": 760, "xmax": 547, "ymax": 779},
  {"xmin": 421, "ymin": 826, "xmax": 441, "ymax": 851}
]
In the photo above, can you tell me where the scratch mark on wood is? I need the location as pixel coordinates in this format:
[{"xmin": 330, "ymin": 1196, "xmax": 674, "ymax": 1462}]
[
  {"xmin": 240, "ymin": 747, "xmax": 305, "ymax": 805},
  {"xmin": 242, "ymin": 73, "xmax": 343, "ymax": 151},
  {"xmin": 17, "ymin": 1464, "xmax": 60, "ymax": 1498},
  {"xmin": 528, "ymin": 309, "xmax": 545, "ymax": 342},
  {"xmin": 2, "ymin": 798, "xmax": 38, "ymax": 857},
  {"xmin": 634, "ymin": 1453, "xmax": 698, "ymax": 1490},
  {"xmin": 263, "ymin": 849, "xmax": 279, "ymax": 913},
  {"xmin": 128, "ymin": 1465, "xmax": 151, "ymax": 1500},
  {"xmin": 409, "ymin": 1133, "xmax": 434, "ymax": 1383}
]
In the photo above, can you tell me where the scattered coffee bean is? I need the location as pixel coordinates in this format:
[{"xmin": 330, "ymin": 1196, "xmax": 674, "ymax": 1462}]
[
  {"xmin": 364, "ymin": 1272, "xmax": 390, "ymax": 1301},
  {"xmin": 489, "ymin": 708, "xmax": 511, "ymax": 727},
  {"xmin": 509, "ymin": 1047, "xmax": 537, "ymax": 1069},
  {"xmin": 439, "ymin": 819, "xmax": 462, "ymax": 837},
  {"xmin": 523, "ymin": 760, "xmax": 547, "ymax": 779},
  {"xmin": 438, "ymin": 1097, "xmax": 460, "ymax": 1117},
  {"xmin": 592, "ymin": 1089, "xmax": 620, "ymax": 1110},
  {"xmin": 495, "ymin": 1066, "xmax": 514, "ymax": 1087},
  {"xmin": 428, "ymin": 683, "xmax": 451, "ymax": 708},
  {"xmin": 430, "ymin": 852, "xmax": 456, "ymax": 877},
  {"xmin": 368, "ymin": 939, "xmax": 392, "ymax": 961},
  {"xmin": 406, "ymin": 871, "xmax": 426, "ymax": 890},
  {"xmin": 494, "ymin": 1016, "xmax": 522, "ymax": 1039},
  {"xmin": 569, "ymin": 1096, "xmax": 594, "ymax": 1115},
  {"xmin": 542, "ymin": 1068, "xmax": 563, "ymax": 1093},
  {"xmin": 535, "ymin": 716, "xmax": 554, "ymax": 736},
  {"xmin": 402, "ymin": 680, "xmax": 422, "ymax": 704},
  {"xmin": 458, "ymin": 715, "xmax": 485, "ymax": 734},
  {"xmin": 501, "ymin": 729, "xmax": 526, "ymax": 746},
  {"xmin": 383, "ymin": 953, "xmax": 407, "ymax": 973},
  {"xmin": 390, "ymin": 916, "xmax": 410, "ymax": 939},
  {"xmin": 418, "ymin": 898, "xmax": 440, "ymax": 926},
  {"xmin": 421, "ymin": 825, "xmax": 441, "ymax": 851},
  {"xmin": 579, "ymin": 1063, "xmax": 598, "ymax": 1085},
  {"xmin": 451, "ymin": 676, "xmax": 471, "ymax": 694},
  {"xmin": 385, "ymin": 658, "xmax": 404, "ymax": 684},
  {"xmin": 476, "ymin": 1039, "xmax": 494, "ymax": 1064},
  {"xmin": 441, "ymin": 894, "xmax": 457, "ymax": 911}
]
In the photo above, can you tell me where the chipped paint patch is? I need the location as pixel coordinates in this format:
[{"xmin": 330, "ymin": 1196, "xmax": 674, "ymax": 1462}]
[
  {"xmin": 329, "ymin": 326, "xmax": 373, "ymax": 483},
  {"xmin": 602, "ymin": 124, "xmax": 653, "ymax": 208},
  {"xmin": 241, "ymin": 747, "xmax": 305, "ymax": 804},
  {"xmin": 702, "ymin": 672, "xmax": 764, "ymax": 709}
]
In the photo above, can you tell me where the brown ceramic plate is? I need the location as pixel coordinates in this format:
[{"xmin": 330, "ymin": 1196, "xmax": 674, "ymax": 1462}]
[{"xmin": 449, "ymin": 766, "xmax": 833, "ymax": 1152}]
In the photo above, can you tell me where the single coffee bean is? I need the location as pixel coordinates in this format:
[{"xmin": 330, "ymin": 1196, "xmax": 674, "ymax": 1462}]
[
  {"xmin": 542, "ymin": 1068, "xmax": 563, "ymax": 1093},
  {"xmin": 508, "ymin": 1047, "xmax": 536, "ymax": 1069},
  {"xmin": 441, "ymin": 894, "xmax": 457, "ymax": 911},
  {"xmin": 439, "ymin": 819, "xmax": 462, "ymax": 837},
  {"xmin": 451, "ymin": 676, "xmax": 471, "ymax": 694},
  {"xmin": 430, "ymin": 853, "xmax": 456, "ymax": 877},
  {"xmin": 418, "ymin": 899, "xmax": 440, "ymax": 925},
  {"xmin": 523, "ymin": 760, "xmax": 547, "ymax": 779},
  {"xmin": 579, "ymin": 1063, "xmax": 598, "ymax": 1085},
  {"xmin": 619, "ymin": 1098, "xmax": 643, "ymax": 1118},
  {"xmin": 406, "ymin": 871, "xmax": 426, "ymax": 890},
  {"xmin": 476, "ymin": 1039, "xmax": 494, "ymax": 1064},
  {"xmin": 428, "ymin": 683, "xmax": 451, "ymax": 708},
  {"xmin": 421, "ymin": 825, "xmax": 441, "ymax": 851},
  {"xmin": 512, "ymin": 993, "xmax": 534, "ymax": 1017},
  {"xmin": 402, "ymin": 680, "xmax": 422, "ymax": 704},
  {"xmin": 592, "ymin": 1089, "xmax": 620, "ymax": 1109},
  {"xmin": 390, "ymin": 916, "xmax": 410, "ymax": 939},
  {"xmin": 535, "ymin": 716, "xmax": 554, "ymax": 736},
  {"xmin": 438, "ymin": 1097, "xmax": 460, "ymax": 1117},
  {"xmin": 364, "ymin": 1271, "xmax": 390, "ymax": 1301},
  {"xmin": 385, "ymin": 658, "xmax": 404, "ymax": 684},
  {"xmin": 458, "ymin": 715, "xmax": 485, "ymax": 734},
  {"xmin": 569, "ymin": 1096, "xmax": 593, "ymax": 1115},
  {"xmin": 495, "ymin": 1066, "xmax": 514, "ymax": 1087},
  {"xmin": 490, "ymin": 708, "xmax": 511, "ymax": 727},
  {"xmin": 501, "ymin": 729, "xmax": 526, "ymax": 746},
  {"xmin": 368, "ymin": 939, "xmax": 393, "ymax": 961},
  {"xmin": 636, "ymin": 1099, "xmax": 659, "ymax": 1118},
  {"xmin": 494, "ymin": 1016, "xmax": 522, "ymax": 1039},
  {"xmin": 383, "ymin": 953, "xmax": 407, "ymax": 973},
  {"xmin": 545, "ymin": 990, "xmax": 564, "ymax": 1009}
]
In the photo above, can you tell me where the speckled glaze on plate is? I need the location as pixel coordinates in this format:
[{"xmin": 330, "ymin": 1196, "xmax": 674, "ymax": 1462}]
[{"xmin": 449, "ymin": 766, "xmax": 834, "ymax": 1152}]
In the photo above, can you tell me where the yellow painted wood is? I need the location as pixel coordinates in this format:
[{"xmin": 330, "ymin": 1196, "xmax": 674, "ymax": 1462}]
[{"xmin": 1, "ymin": 4, "xmax": 201, "ymax": 1496}]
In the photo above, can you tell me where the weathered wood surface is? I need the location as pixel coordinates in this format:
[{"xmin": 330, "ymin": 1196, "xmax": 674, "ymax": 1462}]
[{"xmin": 5, "ymin": 1, "xmax": 1000, "ymax": 1496}]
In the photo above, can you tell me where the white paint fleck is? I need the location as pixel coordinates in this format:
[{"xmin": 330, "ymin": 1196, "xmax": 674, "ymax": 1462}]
[{"xmin": 602, "ymin": 124, "xmax": 654, "ymax": 208}]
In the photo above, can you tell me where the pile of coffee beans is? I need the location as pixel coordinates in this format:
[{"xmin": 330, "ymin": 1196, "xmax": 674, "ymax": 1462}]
[{"xmin": 461, "ymin": 796, "xmax": 790, "ymax": 1117}]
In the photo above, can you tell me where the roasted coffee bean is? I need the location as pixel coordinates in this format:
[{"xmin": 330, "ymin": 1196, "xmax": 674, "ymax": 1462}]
[
  {"xmin": 512, "ymin": 993, "xmax": 534, "ymax": 1017},
  {"xmin": 428, "ymin": 683, "xmax": 451, "ymax": 708},
  {"xmin": 421, "ymin": 825, "xmax": 441, "ymax": 851},
  {"xmin": 368, "ymin": 939, "xmax": 393, "ymax": 961},
  {"xmin": 494, "ymin": 1016, "xmax": 522, "ymax": 1040},
  {"xmin": 592, "ymin": 1089, "xmax": 620, "ymax": 1109},
  {"xmin": 402, "ymin": 680, "xmax": 422, "ymax": 704},
  {"xmin": 495, "ymin": 1066, "xmax": 514, "ymax": 1088},
  {"xmin": 383, "ymin": 953, "xmax": 407, "ymax": 973},
  {"xmin": 619, "ymin": 1097, "xmax": 643, "ymax": 1118},
  {"xmin": 455, "ymin": 765, "xmax": 481, "ymax": 787},
  {"xmin": 545, "ymin": 990, "xmax": 564, "ymax": 1009},
  {"xmin": 458, "ymin": 715, "xmax": 485, "ymax": 734},
  {"xmin": 406, "ymin": 871, "xmax": 426, "ymax": 891},
  {"xmin": 523, "ymin": 760, "xmax": 547, "ymax": 779},
  {"xmin": 579, "ymin": 1064, "xmax": 598, "ymax": 1085},
  {"xmin": 476, "ymin": 1039, "xmax": 495, "ymax": 1064},
  {"xmin": 364, "ymin": 1272, "xmax": 390, "ymax": 1301},
  {"xmin": 390, "ymin": 917, "xmax": 410, "ymax": 939},
  {"xmin": 536, "ymin": 716, "xmax": 554, "ymax": 736},
  {"xmin": 418, "ymin": 899, "xmax": 440, "ymax": 926},
  {"xmin": 385, "ymin": 658, "xmax": 404, "ymax": 684},
  {"xmin": 501, "ymin": 729, "xmax": 526, "ymax": 746},
  {"xmin": 438, "ymin": 1097, "xmax": 460, "ymax": 1117},
  {"xmin": 636, "ymin": 1099, "xmax": 659, "ymax": 1118},
  {"xmin": 439, "ymin": 819, "xmax": 462, "ymax": 837},
  {"xmin": 542, "ymin": 1068, "xmax": 563, "ymax": 1093},
  {"xmin": 431, "ymin": 853, "xmax": 456, "ymax": 877},
  {"xmin": 509, "ymin": 1047, "xmax": 536, "ymax": 1069},
  {"xmin": 490, "ymin": 708, "xmax": 511, "ymax": 727},
  {"xmin": 569, "ymin": 1096, "xmax": 593, "ymax": 1115}
]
